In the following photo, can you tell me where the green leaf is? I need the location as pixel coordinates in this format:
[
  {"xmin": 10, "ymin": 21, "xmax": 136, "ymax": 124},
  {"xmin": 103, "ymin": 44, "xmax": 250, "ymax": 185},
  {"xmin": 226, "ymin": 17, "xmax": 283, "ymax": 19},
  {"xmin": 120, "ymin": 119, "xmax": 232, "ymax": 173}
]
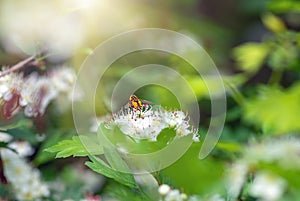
[
  {"xmin": 34, "ymin": 130, "xmax": 73, "ymax": 165},
  {"xmin": 102, "ymin": 181, "xmax": 149, "ymax": 201},
  {"xmin": 44, "ymin": 135, "xmax": 103, "ymax": 158},
  {"xmin": 233, "ymin": 42, "xmax": 270, "ymax": 72},
  {"xmin": 244, "ymin": 83, "xmax": 300, "ymax": 134},
  {"xmin": 216, "ymin": 141, "xmax": 243, "ymax": 153},
  {"xmin": 0, "ymin": 142, "xmax": 8, "ymax": 149},
  {"xmin": 0, "ymin": 119, "xmax": 32, "ymax": 131},
  {"xmin": 262, "ymin": 13, "xmax": 286, "ymax": 33},
  {"xmin": 268, "ymin": 44, "xmax": 298, "ymax": 70},
  {"xmin": 268, "ymin": 0, "xmax": 300, "ymax": 13},
  {"xmin": 3, "ymin": 119, "xmax": 37, "ymax": 144},
  {"xmin": 85, "ymin": 155, "xmax": 138, "ymax": 189}
]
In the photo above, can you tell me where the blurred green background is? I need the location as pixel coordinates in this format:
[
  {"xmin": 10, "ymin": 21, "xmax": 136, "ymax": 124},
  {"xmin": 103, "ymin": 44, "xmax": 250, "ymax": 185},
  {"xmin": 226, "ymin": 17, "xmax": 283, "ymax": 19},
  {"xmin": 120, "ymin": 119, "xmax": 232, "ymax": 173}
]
[{"xmin": 1, "ymin": 0, "xmax": 300, "ymax": 200}]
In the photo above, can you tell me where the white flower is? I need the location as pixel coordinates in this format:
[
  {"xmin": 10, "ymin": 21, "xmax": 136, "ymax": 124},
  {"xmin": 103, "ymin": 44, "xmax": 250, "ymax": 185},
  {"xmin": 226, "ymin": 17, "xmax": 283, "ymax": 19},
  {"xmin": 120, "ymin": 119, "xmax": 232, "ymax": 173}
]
[
  {"xmin": 107, "ymin": 105, "xmax": 199, "ymax": 142},
  {"xmin": 249, "ymin": 171, "xmax": 286, "ymax": 201},
  {"xmin": 158, "ymin": 184, "xmax": 171, "ymax": 196},
  {"xmin": 158, "ymin": 184, "xmax": 189, "ymax": 201},
  {"xmin": 0, "ymin": 73, "xmax": 11, "ymax": 99},
  {"xmin": 19, "ymin": 73, "xmax": 38, "ymax": 107},
  {"xmin": 163, "ymin": 110, "xmax": 186, "ymax": 128},
  {"xmin": 0, "ymin": 72, "xmax": 24, "ymax": 101},
  {"xmin": 0, "ymin": 132, "xmax": 12, "ymax": 142},
  {"xmin": 227, "ymin": 161, "xmax": 248, "ymax": 198},
  {"xmin": 50, "ymin": 67, "xmax": 77, "ymax": 97},
  {"xmin": 1, "ymin": 149, "xmax": 49, "ymax": 200},
  {"xmin": 110, "ymin": 106, "xmax": 167, "ymax": 141},
  {"xmin": 8, "ymin": 140, "xmax": 34, "ymax": 157},
  {"xmin": 245, "ymin": 137, "xmax": 300, "ymax": 169},
  {"xmin": 23, "ymin": 76, "xmax": 57, "ymax": 117},
  {"xmin": 165, "ymin": 189, "xmax": 184, "ymax": 201}
]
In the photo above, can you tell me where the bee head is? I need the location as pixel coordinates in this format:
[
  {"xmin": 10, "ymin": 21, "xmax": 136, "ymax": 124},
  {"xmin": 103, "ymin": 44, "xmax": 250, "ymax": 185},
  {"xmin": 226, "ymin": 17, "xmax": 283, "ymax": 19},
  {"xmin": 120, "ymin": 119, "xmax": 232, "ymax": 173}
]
[{"xmin": 130, "ymin": 94, "xmax": 138, "ymax": 102}]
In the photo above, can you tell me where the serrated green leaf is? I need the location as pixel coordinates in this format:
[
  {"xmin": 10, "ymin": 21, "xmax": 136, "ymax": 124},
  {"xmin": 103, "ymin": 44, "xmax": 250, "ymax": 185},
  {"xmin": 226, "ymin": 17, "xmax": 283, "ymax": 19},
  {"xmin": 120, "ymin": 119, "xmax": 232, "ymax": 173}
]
[
  {"xmin": 44, "ymin": 135, "xmax": 103, "ymax": 158},
  {"xmin": 85, "ymin": 155, "xmax": 138, "ymax": 189},
  {"xmin": 34, "ymin": 130, "xmax": 73, "ymax": 165}
]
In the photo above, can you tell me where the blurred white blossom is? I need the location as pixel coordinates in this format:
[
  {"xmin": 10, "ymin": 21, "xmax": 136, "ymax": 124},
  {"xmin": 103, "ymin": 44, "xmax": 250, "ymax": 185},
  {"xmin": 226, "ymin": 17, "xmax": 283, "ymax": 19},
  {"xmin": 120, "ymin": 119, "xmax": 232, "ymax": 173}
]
[
  {"xmin": 158, "ymin": 184, "xmax": 171, "ymax": 196},
  {"xmin": 158, "ymin": 184, "xmax": 187, "ymax": 201},
  {"xmin": 8, "ymin": 141, "xmax": 34, "ymax": 157},
  {"xmin": 249, "ymin": 171, "xmax": 286, "ymax": 201},
  {"xmin": 49, "ymin": 67, "xmax": 78, "ymax": 99},
  {"xmin": 106, "ymin": 105, "xmax": 199, "ymax": 142},
  {"xmin": 158, "ymin": 184, "xmax": 224, "ymax": 201},
  {"xmin": 0, "ymin": 132, "xmax": 12, "ymax": 142},
  {"xmin": 1, "ymin": 149, "xmax": 49, "ymax": 200},
  {"xmin": 0, "ymin": 66, "xmax": 77, "ymax": 118},
  {"xmin": 245, "ymin": 137, "xmax": 300, "ymax": 168},
  {"xmin": 0, "ymin": 72, "xmax": 23, "ymax": 101},
  {"xmin": 226, "ymin": 137, "xmax": 299, "ymax": 200},
  {"xmin": 226, "ymin": 161, "xmax": 248, "ymax": 198},
  {"xmin": 0, "ymin": 1, "xmax": 86, "ymax": 58}
]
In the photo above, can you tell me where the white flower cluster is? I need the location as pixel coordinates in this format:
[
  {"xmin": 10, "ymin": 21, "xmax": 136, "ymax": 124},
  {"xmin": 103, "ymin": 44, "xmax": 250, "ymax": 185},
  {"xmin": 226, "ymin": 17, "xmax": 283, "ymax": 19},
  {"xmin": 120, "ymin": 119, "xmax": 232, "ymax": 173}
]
[
  {"xmin": 1, "ymin": 149, "xmax": 49, "ymax": 200},
  {"xmin": 158, "ymin": 184, "xmax": 188, "ymax": 201},
  {"xmin": 158, "ymin": 184, "xmax": 225, "ymax": 201},
  {"xmin": 0, "ymin": 131, "xmax": 34, "ymax": 157},
  {"xmin": 0, "ymin": 67, "xmax": 77, "ymax": 118},
  {"xmin": 106, "ymin": 105, "xmax": 199, "ymax": 142},
  {"xmin": 226, "ymin": 137, "xmax": 299, "ymax": 201}
]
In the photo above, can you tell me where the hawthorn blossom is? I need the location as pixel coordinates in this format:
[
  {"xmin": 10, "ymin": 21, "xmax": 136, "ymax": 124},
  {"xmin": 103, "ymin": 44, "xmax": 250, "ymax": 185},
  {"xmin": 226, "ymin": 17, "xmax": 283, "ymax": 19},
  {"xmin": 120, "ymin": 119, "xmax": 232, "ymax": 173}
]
[
  {"xmin": 1, "ymin": 149, "xmax": 49, "ymax": 200},
  {"xmin": 0, "ymin": 66, "xmax": 77, "ymax": 118},
  {"xmin": 249, "ymin": 172, "xmax": 286, "ymax": 201},
  {"xmin": 158, "ymin": 184, "xmax": 187, "ymax": 201},
  {"xmin": 7, "ymin": 140, "xmax": 34, "ymax": 157},
  {"xmin": 226, "ymin": 137, "xmax": 299, "ymax": 200},
  {"xmin": 226, "ymin": 161, "xmax": 248, "ymax": 198},
  {"xmin": 49, "ymin": 67, "xmax": 78, "ymax": 100},
  {"xmin": 106, "ymin": 105, "xmax": 199, "ymax": 142},
  {"xmin": 22, "ymin": 74, "xmax": 57, "ymax": 117},
  {"xmin": 158, "ymin": 184, "xmax": 224, "ymax": 201},
  {"xmin": 0, "ymin": 132, "xmax": 12, "ymax": 142},
  {"xmin": 245, "ymin": 137, "xmax": 300, "ymax": 168}
]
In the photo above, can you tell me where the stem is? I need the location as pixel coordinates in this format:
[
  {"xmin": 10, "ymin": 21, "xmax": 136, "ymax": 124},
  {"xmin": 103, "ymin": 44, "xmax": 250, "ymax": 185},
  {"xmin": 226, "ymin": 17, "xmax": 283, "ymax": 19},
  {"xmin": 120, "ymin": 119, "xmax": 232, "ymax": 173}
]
[
  {"xmin": 0, "ymin": 49, "xmax": 47, "ymax": 77},
  {"xmin": 0, "ymin": 55, "xmax": 35, "ymax": 77},
  {"xmin": 268, "ymin": 70, "xmax": 283, "ymax": 85},
  {"xmin": 226, "ymin": 82, "xmax": 246, "ymax": 105}
]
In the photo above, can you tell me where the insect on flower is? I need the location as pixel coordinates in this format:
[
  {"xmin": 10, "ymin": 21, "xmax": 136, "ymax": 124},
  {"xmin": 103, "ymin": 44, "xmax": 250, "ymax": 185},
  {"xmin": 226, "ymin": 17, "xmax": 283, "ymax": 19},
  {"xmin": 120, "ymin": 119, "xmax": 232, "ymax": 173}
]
[{"xmin": 128, "ymin": 94, "xmax": 153, "ymax": 111}]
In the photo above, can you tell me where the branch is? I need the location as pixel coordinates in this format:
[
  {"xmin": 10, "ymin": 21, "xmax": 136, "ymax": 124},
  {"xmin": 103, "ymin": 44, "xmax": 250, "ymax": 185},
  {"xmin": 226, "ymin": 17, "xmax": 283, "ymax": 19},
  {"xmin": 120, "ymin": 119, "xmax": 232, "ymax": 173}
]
[{"xmin": 0, "ymin": 55, "xmax": 36, "ymax": 77}]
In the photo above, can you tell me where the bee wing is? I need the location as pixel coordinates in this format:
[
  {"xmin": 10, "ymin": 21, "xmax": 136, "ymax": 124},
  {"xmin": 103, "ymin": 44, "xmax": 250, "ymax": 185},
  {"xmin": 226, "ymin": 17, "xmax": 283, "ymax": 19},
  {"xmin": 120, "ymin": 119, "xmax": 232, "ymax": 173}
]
[{"xmin": 141, "ymin": 99, "xmax": 153, "ymax": 105}]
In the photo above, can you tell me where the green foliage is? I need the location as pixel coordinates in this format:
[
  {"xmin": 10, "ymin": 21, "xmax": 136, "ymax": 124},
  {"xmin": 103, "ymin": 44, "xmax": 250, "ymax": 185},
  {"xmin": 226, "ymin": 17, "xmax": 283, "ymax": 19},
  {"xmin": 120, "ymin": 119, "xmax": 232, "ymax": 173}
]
[
  {"xmin": 45, "ymin": 135, "xmax": 103, "ymax": 158},
  {"xmin": 3, "ymin": 119, "xmax": 37, "ymax": 144},
  {"xmin": 262, "ymin": 12, "xmax": 286, "ymax": 33},
  {"xmin": 0, "ymin": 119, "xmax": 33, "ymax": 131},
  {"xmin": 102, "ymin": 181, "xmax": 149, "ymax": 201},
  {"xmin": 268, "ymin": 0, "xmax": 300, "ymax": 13},
  {"xmin": 232, "ymin": 43, "xmax": 270, "ymax": 72},
  {"xmin": 268, "ymin": 32, "xmax": 299, "ymax": 70},
  {"xmin": 161, "ymin": 143, "xmax": 224, "ymax": 195},
  {"xmin": 244, "ymin": 83, "xmax": 300, "ymax": 134},
  {"xmin": 85, "ymin": 155, "xmax": 138, "ymax": 189},
  {"xmin": 34, "ymin": 130, "xmax": 74, "ymax": 165}
]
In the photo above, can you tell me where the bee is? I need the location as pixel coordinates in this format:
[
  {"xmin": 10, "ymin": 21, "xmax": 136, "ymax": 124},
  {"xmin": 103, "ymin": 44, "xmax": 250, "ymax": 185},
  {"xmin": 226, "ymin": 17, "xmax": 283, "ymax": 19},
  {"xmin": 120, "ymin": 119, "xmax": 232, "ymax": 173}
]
[{"xmin": 128, "ymin": 94, "xmax": 153, "ymax": 111}]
